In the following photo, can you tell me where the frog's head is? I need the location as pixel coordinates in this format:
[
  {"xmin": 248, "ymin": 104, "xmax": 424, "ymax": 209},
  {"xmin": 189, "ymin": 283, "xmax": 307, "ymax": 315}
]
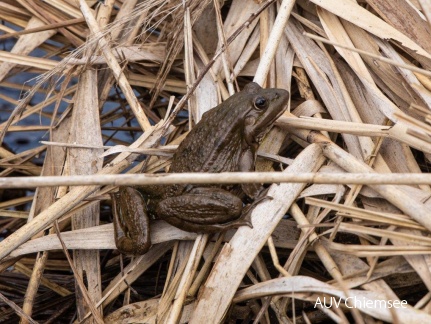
[{"xmin": 242, "ymin": 82, "xmax": 289, "ymax": 146}]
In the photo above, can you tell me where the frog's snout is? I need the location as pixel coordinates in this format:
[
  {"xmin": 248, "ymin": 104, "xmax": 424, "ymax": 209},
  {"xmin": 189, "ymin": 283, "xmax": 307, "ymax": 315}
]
[
  {"xmin": 273, "ymin": 89, "xmax": 289, "ymax": 104},
  {"xmin": 279, "ymin": 89, "xmax": 289, "ymax": 97}
]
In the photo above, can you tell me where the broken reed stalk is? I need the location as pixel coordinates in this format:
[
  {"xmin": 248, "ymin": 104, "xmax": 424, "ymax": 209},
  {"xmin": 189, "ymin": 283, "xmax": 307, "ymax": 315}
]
[{"xmin": 78, "ymin": 0, "xmax": 152, "ymax": 131}]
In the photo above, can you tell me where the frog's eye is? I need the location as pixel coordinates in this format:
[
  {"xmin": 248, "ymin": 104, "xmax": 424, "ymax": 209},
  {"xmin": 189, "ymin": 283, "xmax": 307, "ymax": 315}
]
[{"xmin": 254, "ymin": 97, "xmax": 268, "ymax": 110}]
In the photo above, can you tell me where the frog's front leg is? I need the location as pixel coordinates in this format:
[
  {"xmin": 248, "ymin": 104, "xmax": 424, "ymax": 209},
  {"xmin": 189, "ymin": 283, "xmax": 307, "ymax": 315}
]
[
  {"xmin": 111, "ymin": 187, "xmax": 151, "ymax": 255},
  {"xmin": 156, "ymin": 187, "xmax": 251, "ymax": 233}
]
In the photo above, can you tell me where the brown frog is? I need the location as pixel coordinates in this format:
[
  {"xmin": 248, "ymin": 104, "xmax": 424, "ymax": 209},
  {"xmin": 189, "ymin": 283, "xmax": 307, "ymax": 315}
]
[{"xmin": 111, "ymin": 82, "xmax": 289, "ymax": 254}]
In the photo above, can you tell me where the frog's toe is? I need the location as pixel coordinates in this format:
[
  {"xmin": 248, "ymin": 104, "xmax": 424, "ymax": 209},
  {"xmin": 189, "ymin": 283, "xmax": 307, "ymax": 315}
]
[
  {"xmin": 229, "ymin": 194, "xmax": 273, "ymax": 230},
  {"xmin": 241, "ymin": 194, "xmax": 272, "ymax": 217},
  {"xmin": 231, "ymin": 217, "xmax": 253, "ymax": 229},
  {"xmin": 213, "ymin": 211, "xmax": 254, "ymax": 230}
]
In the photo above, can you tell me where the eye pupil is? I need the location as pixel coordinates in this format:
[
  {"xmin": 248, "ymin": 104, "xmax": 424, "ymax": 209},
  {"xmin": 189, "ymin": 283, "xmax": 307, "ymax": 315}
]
[{"xmin": 255, "ymin": 97, "xmax": 267, "ymax": 108}]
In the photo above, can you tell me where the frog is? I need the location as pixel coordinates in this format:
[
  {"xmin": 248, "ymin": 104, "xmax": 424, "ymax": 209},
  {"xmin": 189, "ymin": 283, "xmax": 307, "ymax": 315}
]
[{"xmin": 111, "ymin": 82, "xmax": 289, "ymax": 254}]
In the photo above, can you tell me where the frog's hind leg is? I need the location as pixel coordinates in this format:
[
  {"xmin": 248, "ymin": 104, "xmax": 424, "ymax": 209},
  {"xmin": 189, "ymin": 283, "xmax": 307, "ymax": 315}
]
[
  {"xmin": 156, "ymin": 187, "xmax": 253, "ymax": 231},
  {"xmin": 157, "ymin": 187, "xmax": 242, "ymax": 223}
]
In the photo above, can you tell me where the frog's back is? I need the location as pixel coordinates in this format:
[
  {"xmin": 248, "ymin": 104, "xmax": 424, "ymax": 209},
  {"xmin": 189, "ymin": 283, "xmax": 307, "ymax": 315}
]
[
  {"xmin": 169, "ymin": 82, "xmax": 288, "ymax": 175},
  {"xmin": 170, "ymin": 94, "xmax": 250, "ymax": 174}
]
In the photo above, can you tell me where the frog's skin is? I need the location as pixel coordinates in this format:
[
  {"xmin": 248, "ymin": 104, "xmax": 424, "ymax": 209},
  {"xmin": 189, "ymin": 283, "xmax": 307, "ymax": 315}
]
[{"xmin": 112, "ymin": 82, "xmax": 289, "ymax": 254}]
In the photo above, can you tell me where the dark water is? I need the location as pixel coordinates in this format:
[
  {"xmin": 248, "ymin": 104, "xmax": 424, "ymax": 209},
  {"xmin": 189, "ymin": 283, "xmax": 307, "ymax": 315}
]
[
  {"xmin": 0, "ymin": 25, "xmax": 145, "ymax": 159},
  {"xmin": 0, "ymin": 31, "xmax": 64, "ymax": 155}
]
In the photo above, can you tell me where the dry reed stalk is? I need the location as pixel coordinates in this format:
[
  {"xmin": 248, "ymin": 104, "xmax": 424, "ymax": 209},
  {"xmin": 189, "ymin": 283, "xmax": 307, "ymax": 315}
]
[
  {"xmin": 5, "ymin": 171, "xmax": 431, "ymax": 188},
  {"xmin": 67, "ymin": 31, "xmax": 103, "ymax": 324},
  {"xmin": 9, "ymin": 219, "xmax": 297, "ymax": 259},
  {"xmin": 2, "ymin": 0, "xmax": 431, "ymax": 323}
]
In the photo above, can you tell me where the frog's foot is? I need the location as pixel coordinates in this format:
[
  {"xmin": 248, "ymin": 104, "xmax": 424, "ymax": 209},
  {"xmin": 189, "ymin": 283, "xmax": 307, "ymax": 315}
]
[
  {"xmin": 244, "ymin": 194, "xmax": 273, "ymax": 213},
  {"xmin": 163, "ymin": 216, "xmax": 249, "ymax": 233},
  {"xmin": 255, "ymin": 186, "xmax": 272, "ymax": 200},
  {"xmin": 208, "ymin": 214, "xmax": 253, "ymax": 231},
  {"xmin": 236, "ymin": 194, "xmax": 273, "ymax": 228},
  {"xmin": 197, "ymin": 195, "xmax": 272, "ymax": 231}
]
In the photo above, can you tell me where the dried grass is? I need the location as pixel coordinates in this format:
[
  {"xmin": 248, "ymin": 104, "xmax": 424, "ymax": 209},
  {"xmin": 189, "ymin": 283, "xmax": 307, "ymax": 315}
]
[{"xmin": 1, "ymin": 0, "xmax": 431, "ymax": 323}]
